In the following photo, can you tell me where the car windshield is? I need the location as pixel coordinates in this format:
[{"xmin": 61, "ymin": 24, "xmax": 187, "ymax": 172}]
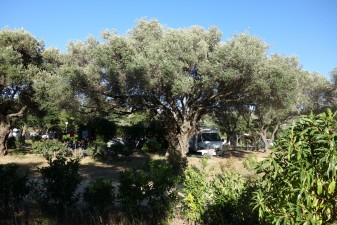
[{"xmin": 201, "ymin": 133, "xmax": 221, "ymax": 141}]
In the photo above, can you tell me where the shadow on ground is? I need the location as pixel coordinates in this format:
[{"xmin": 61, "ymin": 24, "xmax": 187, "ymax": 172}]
[{"xmin": 1, "ymin": 151, "xmax": 152, "ymax": 181}]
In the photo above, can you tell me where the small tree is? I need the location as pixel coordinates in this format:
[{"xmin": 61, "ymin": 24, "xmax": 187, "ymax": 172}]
[{"xmin": 254, "ymin": 109, "xmax": 337, "ymax": 224}]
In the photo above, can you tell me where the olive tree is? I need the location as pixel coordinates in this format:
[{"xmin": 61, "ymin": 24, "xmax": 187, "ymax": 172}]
[
  {"xmin": 64, "ymin": 19, "xmax": 269, "ymax": 156},
  {"xmin": 120, "ymin": 20, "xmax": 268, "ymax": 156},
  {"xmin": 327, "ymin": 67, "xmax": 337, "ymax": 109},
  {"xmin": 299, "ymin": 71, "xmax": 331, "ymax": 113},
  {"xmin": 0, "ymin": 28, "xmax": 45, "ymax": 155},
  {"xmin": 246, "ymin": 54, "xmax": 304, "ymax": 150}
]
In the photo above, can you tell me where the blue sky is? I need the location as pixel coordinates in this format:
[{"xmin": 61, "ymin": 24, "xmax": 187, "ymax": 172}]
[{"xmin": 1, "ymin": 0, "xmax": 336, "ymax": 79}]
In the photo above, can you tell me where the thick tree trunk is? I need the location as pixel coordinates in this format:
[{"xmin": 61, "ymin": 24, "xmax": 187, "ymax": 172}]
[
  {"xmin": 0, "ymin": 120, "xmax": 10, "ymax": 155},
  {"xmin": 176, "ymin": 128, "xmax": 192, "ymax": 156},
  {"xmin": 166, "ymin": 119, "xmax": 196, "ymax": 157}
]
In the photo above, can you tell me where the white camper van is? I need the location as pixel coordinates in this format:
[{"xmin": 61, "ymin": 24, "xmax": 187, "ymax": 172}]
[{"xmin": 188, "ymin": 126, "xmax": 224, "ymax": 155}]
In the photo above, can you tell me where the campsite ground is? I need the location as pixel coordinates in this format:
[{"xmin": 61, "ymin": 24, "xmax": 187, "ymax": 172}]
[{"xmin": 0, "ymin": 149, "xmax": 271, "ymax": 182}]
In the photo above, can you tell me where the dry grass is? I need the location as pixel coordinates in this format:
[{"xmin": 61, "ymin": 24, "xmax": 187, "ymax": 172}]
[
  {"xmin": 187, "ymin": 149, "xmax": 270, "ymax": 177},
  {"xmin": 0, "ymin": 149, "xmax": 270, "ymax": 181}
]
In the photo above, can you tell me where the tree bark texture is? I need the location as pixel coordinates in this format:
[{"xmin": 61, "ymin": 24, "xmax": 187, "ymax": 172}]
[
  {"xmin": 166, "ymin": 118, "xmax": 197, "ymax": 157},
  {"xmin": 0, "ymin": 119, "xmax": 10, "ymax": 155}
]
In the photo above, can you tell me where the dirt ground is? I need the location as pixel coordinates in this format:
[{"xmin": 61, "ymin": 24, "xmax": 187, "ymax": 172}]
[{"xmin": 0, "ymin": 149, "xmax": 271, "ymax": 183}]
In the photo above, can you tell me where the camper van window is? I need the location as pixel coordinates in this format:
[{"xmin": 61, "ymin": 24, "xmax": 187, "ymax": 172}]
[{"xmin": 201, "ymin": 133, "xmax": 221, "ymax": 142}]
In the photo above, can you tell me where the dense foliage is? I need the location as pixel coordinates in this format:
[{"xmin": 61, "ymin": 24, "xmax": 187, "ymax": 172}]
[
  {"xmin": 0, "ymin": 29, "xmax": 45, "ymax": 154},
  {"xmin": 0, "ymin": 164, "xmax": 29, "ymax": 217},
  {"xmin": 141, "ymin": 138, "xmax": 162, "ymax": 153},
  {"xmin": 181, "ymin": 156, "xmax": 259, "ymax": 225},
  {"xmin": 37, "ymin": 157, "xmax": 82, "ymax": 211},
  {"xmin": 2, "ymin": 19, "xmax": 337, "ymax": 225},
  {"xmin": 31, "ymin": 139, "xmax": 72, "ymax": 158},
  {"xmin": 254, "ymin": 109, "xmax": 337, "ymax": 224},
  {"xmin": 118, "ymin": 158, "xmax": 181, "ymax": 223},
  {"xmin": 83, "ymin": 178, "xmax": 115, "ymax": 212}
]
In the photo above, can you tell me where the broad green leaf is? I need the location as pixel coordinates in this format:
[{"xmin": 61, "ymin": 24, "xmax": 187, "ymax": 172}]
[
  {"xmin": 317, "ymin": 180, "xmax": 323, "ymax": 195},
  {"xmin": 328, "ymin": 180, "xmax": 335, "ymax": 194}
]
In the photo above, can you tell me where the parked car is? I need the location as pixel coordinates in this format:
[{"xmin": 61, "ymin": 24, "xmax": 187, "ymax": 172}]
[{"xmin": 189, "ymin": 126, "xmax": 224, "ymax": 155}]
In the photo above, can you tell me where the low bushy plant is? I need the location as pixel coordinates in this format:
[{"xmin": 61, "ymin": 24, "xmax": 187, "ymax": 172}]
[
  {"xmin": 31, "ymin": 139, "xmax": 71, "ymax": 158},
  {"xmin": 181, "ymin": 157, "xmax": 259, "ymax": 225},
  {"xmin": 181, "ymin": 164, "xmax": 210, "ymax": 223},
  {"xmin": 207, "ymin": 170, "xmax": 259, "ymax": 225},
  {"xmin": 38, "ymin": 156, "xmax": 82, "ymax": 211},
  {"xmin": 83, "ymin": 178, "xmax": 115, "ymax": 212},
  {"xmin": 118, "ymin": 158, "xmax": 180, "ymax": 223},
  {"xmin": 141, "ymin": 138, "xmax": 161, "ymax": 153},
  {"xmin": 108, "ymin": 141, "xmax": 132, "ymax": 157},
  {"xmin": 86, "ymin": 140, "xmax": 107, "ymax": 159}
]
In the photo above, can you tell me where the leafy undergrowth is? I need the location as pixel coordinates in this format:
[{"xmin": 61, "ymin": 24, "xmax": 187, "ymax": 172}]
[{"xmin": 0, "ymin": 149, "xmax": 269, "ymax": 225}]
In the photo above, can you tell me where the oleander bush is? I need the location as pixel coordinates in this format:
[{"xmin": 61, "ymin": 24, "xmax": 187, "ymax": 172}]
[{"xmin": 254, "ymin": 109, "xmax": 337, "ymax": 225}]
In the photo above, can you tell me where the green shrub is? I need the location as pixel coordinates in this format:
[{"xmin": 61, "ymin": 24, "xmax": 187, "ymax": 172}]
[
  {"xmin": 83, "ymin": 178, "xmax": 115, "ymax": 212},
  {"xmin": 254, "ymin": 109, "xmax": 337, "ymax": 224},
  {"xmin": 181, "ymin": 164, "xmax": 210, "ymax": 223},
  {"xmin": 118, "ymin": 158, "xmax": 180, "ymax": 223},
  {"xmin": 38, "ymin": 156, "xmax": 82, "ymax": 211},
  {"xmin": 181, "ymin": 157, "xmax": 259, "ymax": 225},
  {"xmin": 31, "ymin": 139, "xmax": 71, "ymax": 159},
  {"xmin": 207, "ymin": 170, "xmax": 259, "ymax": 225},
  {"xmin": 141, "ymin": 138, "xmax": 161, "ymax": 153},
  {"xmin": 243, "ymin": 153, "xmax": 259, "ymax": 180},
  {"xmin": 118, "ymin": 169, "xmax": 147, "ymax": 218},
  {"xmin": 0, "ymin": 164, "xmax": 29, "ymax": 213},
  {"xmin": 86, "ymin": 140, "xmax": 107, "ymax": 158}
]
